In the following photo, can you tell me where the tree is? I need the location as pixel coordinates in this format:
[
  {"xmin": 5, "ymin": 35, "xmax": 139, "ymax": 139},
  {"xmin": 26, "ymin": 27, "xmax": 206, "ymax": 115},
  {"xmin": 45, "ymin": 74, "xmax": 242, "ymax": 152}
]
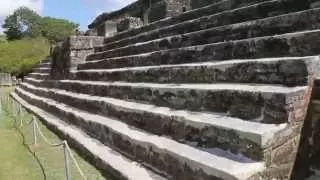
[
  {"xmin": 2, "ymin": 6, "xmax": 79, "ymax": 43},
  {"xmin": 2, "ymin": 7, "xmax": 41, "ymax": 40},
  {"xmin": 40, "ymin": 17, "xmax": 79, "ymax": 43},
  {"xmin": 2, "ymin": 13, "xmax": 23, "ymax": 40}
]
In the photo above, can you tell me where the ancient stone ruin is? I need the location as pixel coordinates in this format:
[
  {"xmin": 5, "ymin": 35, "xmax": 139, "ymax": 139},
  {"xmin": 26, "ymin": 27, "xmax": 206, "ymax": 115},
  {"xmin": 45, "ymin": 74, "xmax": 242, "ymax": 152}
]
[
  {"xmin": 0, "ymin": 73, "xmax": 14, "ymax": 86},
  {"xmin": 10, "ymin": 0, "xmax": 320, "ymax": 179}
]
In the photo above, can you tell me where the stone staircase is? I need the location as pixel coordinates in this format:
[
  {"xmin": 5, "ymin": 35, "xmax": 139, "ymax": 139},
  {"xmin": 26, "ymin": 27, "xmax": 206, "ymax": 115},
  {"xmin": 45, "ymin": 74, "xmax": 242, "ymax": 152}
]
[{"xmin": 11, "ymin": 0, "xmax": 320, "ymax": 179}]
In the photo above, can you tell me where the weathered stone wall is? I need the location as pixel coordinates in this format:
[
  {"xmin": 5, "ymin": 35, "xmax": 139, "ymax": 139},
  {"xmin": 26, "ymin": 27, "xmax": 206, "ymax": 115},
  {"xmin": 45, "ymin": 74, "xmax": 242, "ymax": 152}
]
[
  {"xmin": 261, "ymin": 87, "xmax": 313, "ymax": 179},
  {"xmin": 190, "ymin": 0, "xmax": 221, "ymax": 9},
  {"xmin": 249, "ymin": 61, "xmax": 319, "ymax": 180},
  {"xmin": 51, "ymin": 36, "xmax": 104, "ymax": 79},
  {"xmin": 148, "ymin": 0, "xmax": 191, "ymax": 23},
  {"xmin": 117, "ymin": 17, "xmax": 143, "ymax": 32},
  {"xmin": 148, "ymin": 1, "xmax": 168, "ymax": 23},
  {"xmin": 0, "ymin": 73, "xmax": 13, "ymax": 86},
  {"xmin": 291, "ymin": 78, "xmax": 320, "ymax": 180},
  {"xmin": 89, "ymin": 0, "xmax": 192, "ymax": 34},
  {"xmin": 167, "ymin": 0, "xmax": 191, "ymax": 16},
  {"xmin": 305, "ymin": 101, "xmax": 320, "ymax": 179}
]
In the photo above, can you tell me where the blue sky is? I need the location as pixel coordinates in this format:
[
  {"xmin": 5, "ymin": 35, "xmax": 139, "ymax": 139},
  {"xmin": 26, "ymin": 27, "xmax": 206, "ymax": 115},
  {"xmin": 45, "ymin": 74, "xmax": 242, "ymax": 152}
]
[
  {"xmin": 0, "ymin": 0, "xmax": 136, "ymax": 33},
  {"xmin": 42, "ymin": 0, "xmax": 136, "ymax": 30}
]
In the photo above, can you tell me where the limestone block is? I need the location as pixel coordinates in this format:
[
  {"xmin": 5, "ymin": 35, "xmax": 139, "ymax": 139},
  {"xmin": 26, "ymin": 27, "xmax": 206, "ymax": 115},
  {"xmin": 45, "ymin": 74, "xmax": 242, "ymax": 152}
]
[
  {"xmin": 190, "ymin": 0, "xmax": 222, "ymax": 9},
  {"xmin": 148, "ymin": 1, "xmax": 168, "ymax": 23},
  {"xmin": 84, "ymin": 29, "xmax": 98, "ymax": 36},
  {"xmin": 51, "ymin": 36, "xmax": 105, "ymax": 79},
  {"xmin": 68, "ymin": 36, "xmax": 104, "ymax": 50},
  {"xmin": 117, "ymin": 17, "xmax": 143, "ymax": 32},
  {"xmin": 0, "ymin": 73, "xmax": 13, "ymax": 86}
]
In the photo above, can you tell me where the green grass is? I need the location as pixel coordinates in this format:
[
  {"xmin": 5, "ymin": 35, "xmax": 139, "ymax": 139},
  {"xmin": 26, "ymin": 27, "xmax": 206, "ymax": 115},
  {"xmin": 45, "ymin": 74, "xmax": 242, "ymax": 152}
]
[
  {"xmin": 0, "ymin": 87, "xmax": 106, "ymax": 180},
  {"xmin": 0, "ymin": 99, "xmax": 43, "ymax": 179},
  {"xmin": 0, "ymin": 35, "xmax": 6, "ymax": 43},
  {"xmin": 0, "ymin": 38, "xmax": 50, "ymax": 76}
]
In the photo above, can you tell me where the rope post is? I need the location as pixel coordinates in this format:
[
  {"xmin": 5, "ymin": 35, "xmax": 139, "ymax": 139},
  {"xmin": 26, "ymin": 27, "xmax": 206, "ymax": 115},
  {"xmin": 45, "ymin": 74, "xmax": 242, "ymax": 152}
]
[
  {"xmin": 7, "ymin": 96, "xmax": 10, "ymax": 111},
  {"xmin": 63, "ymin": 141, "xmax": 72, "ymax": 180},
  {"xmin": 6, "ymin": 96, "xmax": 9, "ymax": 106},
  {"xmin": 0, "ymin": 98, "xmax": 2, "ymax": 116},
  {"xmin": 8, "ymin": 96, "xmax": 11, "ymax": 108},
  {"xmin": 11, "ymin": 99, "xmax": 15, "ymax": 116},
  {"xmin": 32, "ymin": 116, "xmax": 37, "ymax": 145},
  {"xmin": 13, "ymin": 101, "xmax": 17, "ymax": 119},
  {"xmin": 19, "ymin": 104, "xmax": 23, "ymax": 127}
]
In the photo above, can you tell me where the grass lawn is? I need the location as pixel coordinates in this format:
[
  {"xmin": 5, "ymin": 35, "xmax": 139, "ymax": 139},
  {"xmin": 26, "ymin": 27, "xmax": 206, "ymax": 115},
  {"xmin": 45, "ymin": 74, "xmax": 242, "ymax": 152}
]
[
  {"xmin": 0, "ymin": 87, "xmax": 105, "ymax": 180},
  {"xmin": 0, "ymin": 103, "xmax": 43, "ymax": 180}
]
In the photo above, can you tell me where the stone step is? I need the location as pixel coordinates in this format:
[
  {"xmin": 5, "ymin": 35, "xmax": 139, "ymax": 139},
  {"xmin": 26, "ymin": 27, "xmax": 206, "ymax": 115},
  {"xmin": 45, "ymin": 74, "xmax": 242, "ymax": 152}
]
[
  {"xmin": 11, "ymin": 92, "xmax": 167, "ymax": 180},
  {"xmin": 95, "ymin": 8, "xmax": 320, "ymax": 56},
  {"xmin": 40, "ymin": 58, "xmax": 52, "ymax": 64},
  {"xmin": 81, "ymin": 30, "xmax": 320, "ymax": 70},
  {"xmin": 28, "ymin": 73, "xmax": 50, "ymax": 80},
  {"xmin": 313, "ymin": 78, "xmax": 320, "ymax": 99},
  {"xmin": 34, "ymin": 68, "xmax": 51, "ymax": 74},
  {"xmin": 77, "ymin": 56, "xmax": 318, "ymax": 87},
  {"xmin": 102, "ymin": 0, "xmax": 314, "ymax": 46},
  {"xmin": 23, "ymin": 78, "xmax": 308, "ymax": 124},
  {"xmin": 14, "ymin": 87, "xmax": 265, "ymax": 180},
  {"xmin": 20, "ymin": 82, "xmax": 288, "ymax": 161},
  {"xmin": 38, "ymin": 62, "xmax": 51, "ymax": 68}
]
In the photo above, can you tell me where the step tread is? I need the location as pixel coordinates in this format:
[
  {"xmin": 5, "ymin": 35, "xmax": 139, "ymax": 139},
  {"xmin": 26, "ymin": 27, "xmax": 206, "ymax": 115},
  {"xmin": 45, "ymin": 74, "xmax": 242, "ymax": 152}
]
[
  {"xmin": 96, "ymin": 8, "xmax": 320, "ymax": 53},
  {"xmin": 21, "ymin": 81, "xmax": 288, "ymax": 146},
  {"xmin": 87, "ymin": 29, "xmax": 320, "ymax": 65},
  {"xmin": 11, "ymin": 92, "xmax": 167, "ymax": 180},
  {"xmin": 15, "ymin": 87, "xmax": 265, "ymax": 180},
  {"xmin": 35, "ymin": 67, "xmax": 51, "ymax": 70},
  {"xmin": 78, "ymin": 56, "xmax": 317, "ymax": 71},
  {"xmin": 92, "ymin": 29, "xmax": 320, "ymax": 58},
  {"xmin": 56, "ymin": 79, "xmax": 307, "ymax": 94},
  {"xmin": 39, "ymin": 62, "xmax": 51, "ymax": 65},
  {"xmin": 101, "ymin": 0, "xmax": 298, "ymax": 47},
  {"xmin": 29, "ymin": 73, "xmax": 49, "ymax": 75}
]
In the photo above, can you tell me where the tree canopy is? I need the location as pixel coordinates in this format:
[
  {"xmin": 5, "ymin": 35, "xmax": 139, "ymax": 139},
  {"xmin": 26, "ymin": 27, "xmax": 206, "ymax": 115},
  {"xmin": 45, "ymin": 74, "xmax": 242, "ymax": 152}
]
[
  {"xmin": 0, "ymin": 6, "xmax": 79, "ymax": 76},
  {"xmin": 40, "ymin": 17, "xmax": 79, "ymax": 43},
  {"xmin": 2, "ymin": 7, "xmax": 79, "ymax": 43}
]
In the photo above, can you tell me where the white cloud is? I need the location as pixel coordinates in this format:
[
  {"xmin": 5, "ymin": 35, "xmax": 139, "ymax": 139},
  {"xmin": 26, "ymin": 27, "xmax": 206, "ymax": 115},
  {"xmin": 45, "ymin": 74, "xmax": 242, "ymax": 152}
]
[{"xmin": 0, "ymin": 0, "xmax": 44, "ymax": 34}]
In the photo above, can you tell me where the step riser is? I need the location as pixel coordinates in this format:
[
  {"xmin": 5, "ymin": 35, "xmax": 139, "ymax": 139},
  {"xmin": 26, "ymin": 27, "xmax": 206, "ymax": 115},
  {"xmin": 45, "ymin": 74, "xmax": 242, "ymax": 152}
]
[
  {"xmin": 23, "ymin": 79, "xmax": 306, "ymax": 124},
  {"xmin": 20, "ymin": 83, "xmax": 265, "ymax": 161},
  {"xmin": 34, "ymin": 69, "xmax": 51, "ymax": 74},
  {"xmin": 101, "ymin": 0, "xmax": 314, "ymax": 50},
  {"xmin": 81, "ymin": 30, "xmax": 320, "ymax": 70},
  {"xmin": 38, "ymin": 63, "xmax": 51, "ymax": 68},
  {"xmin": 96, "ymin": 8, "xmax": 320, "ymax": 56},
  {"xmin": 77, "ymin": 58, "xmax": 313, "ymax": 87},
  {"xmin": 103, "ymin": 0, "xmax": 267, "ymax": 45},
  {"xmin": 11, "ymin": 93, "xmax": 165, "ymax": 180},
  {"xmin": 28, "ymin": 74, "xmax": 49, "ymax": 80},
  {"xmin": 15, "ymin": 89, "xmax": 239, "ymax": 180}
]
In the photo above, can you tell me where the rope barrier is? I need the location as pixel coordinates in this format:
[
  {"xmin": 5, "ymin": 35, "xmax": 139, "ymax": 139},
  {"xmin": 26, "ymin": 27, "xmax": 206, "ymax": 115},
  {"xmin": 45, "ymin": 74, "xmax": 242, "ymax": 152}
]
[
  {"xmin": 33, "ymin": 118, "xmax": 65, "ymax": 147},
  {"xmin": 1, "ymin": 96, "xmax": 88, "ymax": 180},
  {"xmin": 65, "ymin": 142, "xmax": 87, "ymax": 180}
]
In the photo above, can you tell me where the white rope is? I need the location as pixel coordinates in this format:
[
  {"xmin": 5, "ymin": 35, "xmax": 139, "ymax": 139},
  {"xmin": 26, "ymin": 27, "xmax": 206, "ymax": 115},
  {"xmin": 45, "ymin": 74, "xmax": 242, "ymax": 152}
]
[
  {"xmin": 65, "ymin": 142, "xmax": 87, "ymax": 180},
  {"xmin": 7, "ymin": 98, "xmax": 88, "ymax": 180},
  {"xmin": 33, "ymin": 116, "xmax": 87, "ymax": 179},
  {"xmin": 34, "ymin": 118, "xmax": 64, "ymax": 147}
]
